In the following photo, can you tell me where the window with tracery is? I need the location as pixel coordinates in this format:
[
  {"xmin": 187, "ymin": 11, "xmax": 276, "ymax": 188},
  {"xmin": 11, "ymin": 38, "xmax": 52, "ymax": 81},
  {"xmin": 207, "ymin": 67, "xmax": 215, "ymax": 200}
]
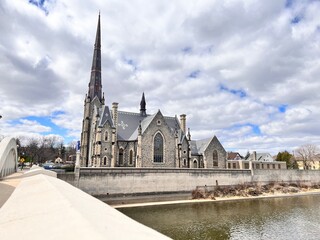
[
  {"xmin": 213, "ymin": 150, "xmax": 218, "ymax": 166},
  {"xmin": 129, "ymin": 150, "xmax": 133, "ymax": 165},
  {"xmin": 154, "ymin": 133, "xmax": 164, "ymax": 163},
  {"xmin": 119, "ymin": 148, "xmax": 124, "ymax": 166}
]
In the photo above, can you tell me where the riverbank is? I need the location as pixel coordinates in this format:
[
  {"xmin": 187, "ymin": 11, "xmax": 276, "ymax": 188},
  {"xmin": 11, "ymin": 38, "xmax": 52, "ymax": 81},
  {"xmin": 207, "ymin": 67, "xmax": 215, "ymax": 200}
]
[{"xmin": 112, "ymin": 185, "xmax": 320, "ymax": 209}]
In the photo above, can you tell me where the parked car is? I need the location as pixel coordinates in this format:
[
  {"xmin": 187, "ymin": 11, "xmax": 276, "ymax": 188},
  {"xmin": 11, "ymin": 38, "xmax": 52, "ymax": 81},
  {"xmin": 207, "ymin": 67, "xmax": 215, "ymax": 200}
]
[{"xmin": 42, "ymin": 162, "xmax": 55, "ymax": 169}]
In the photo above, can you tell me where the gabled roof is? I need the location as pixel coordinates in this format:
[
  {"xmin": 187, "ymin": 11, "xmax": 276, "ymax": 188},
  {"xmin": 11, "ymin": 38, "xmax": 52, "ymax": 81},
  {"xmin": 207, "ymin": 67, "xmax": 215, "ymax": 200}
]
[
  {"xmin": 247, "ymin": 152, "xmax": 273, "ymax": 161},
  {"xmin": 227, "ymin": 152, "xmax": 243, "ymax": 160},
  {"xmin": 177, "ymin": 129, "xmax": 187, "ymax": 144},
  {"xmin": 99, "ymin": 106, "xmax": 113, "ymax": 127},
  {"xmin": 190, "ymin": 136, "xmax": 225, "ymax": 155},
  {"xmin": 190, "ymin": 138, "xmax": 211, "ymax": 155},
  {"xmin": 116, "ymin": 109, "xmax": 180, "ymax": 141},
  {"xmin": 127, "ymin": 112, "xmax": 157, "ymax": 140}
]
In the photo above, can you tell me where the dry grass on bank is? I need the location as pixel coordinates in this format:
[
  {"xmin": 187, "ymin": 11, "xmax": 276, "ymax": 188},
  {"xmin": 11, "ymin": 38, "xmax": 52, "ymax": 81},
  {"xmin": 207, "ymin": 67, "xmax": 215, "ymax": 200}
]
[{"xmin": 191, "ymin": 182, "xmax": 320, "ymax": 200}]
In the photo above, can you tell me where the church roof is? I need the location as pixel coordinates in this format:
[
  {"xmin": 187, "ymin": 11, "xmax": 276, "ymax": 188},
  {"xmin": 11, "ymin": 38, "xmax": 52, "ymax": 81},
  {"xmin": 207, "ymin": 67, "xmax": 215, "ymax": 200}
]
[
  {"xmin": 117, "ymin": 111, "xmax": 146, "ymax": 140},
  {"xmin": 116, "ymin": 110, "xmax": 180, "ymax": 141},
  {"xmin": 190, "ymin": 139, "xmax": 209, "ymax": 155},
  {"xmin": 190, "ymin": 136, "xmax": 224, "ymax": 155}
]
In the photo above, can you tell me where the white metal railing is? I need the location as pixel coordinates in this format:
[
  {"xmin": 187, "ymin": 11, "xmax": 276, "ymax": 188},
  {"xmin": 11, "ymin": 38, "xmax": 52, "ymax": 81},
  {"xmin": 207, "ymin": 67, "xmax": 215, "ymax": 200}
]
[{"xmin": 0, "ymin": 137, "xmax": 18, "ymax": 178}]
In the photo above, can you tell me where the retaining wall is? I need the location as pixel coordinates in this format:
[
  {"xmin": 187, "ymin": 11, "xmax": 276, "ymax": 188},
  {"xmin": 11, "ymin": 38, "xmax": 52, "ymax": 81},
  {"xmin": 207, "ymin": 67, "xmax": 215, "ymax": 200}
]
[
  {"xmin": 59, "ymin": 168, "xmax": 252, "ymax": 197},
  {"xmin": 252, "ymin": 169, "xmax": 320, "ymax": 185},
  {"xmin": 58, "ymin": 168, "xmax": 320, "ymax": 198}
]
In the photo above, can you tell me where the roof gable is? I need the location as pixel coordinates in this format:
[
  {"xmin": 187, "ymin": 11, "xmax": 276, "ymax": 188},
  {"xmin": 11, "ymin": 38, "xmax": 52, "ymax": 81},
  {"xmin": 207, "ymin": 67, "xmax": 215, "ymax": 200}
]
[{"xmin": 99, "ymin": 106, "xmax": 113, "ymax": 127}]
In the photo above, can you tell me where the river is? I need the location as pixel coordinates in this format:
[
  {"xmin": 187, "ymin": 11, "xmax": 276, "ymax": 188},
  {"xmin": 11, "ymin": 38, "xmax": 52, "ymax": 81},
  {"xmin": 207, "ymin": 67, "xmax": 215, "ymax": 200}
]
[{"xmin": 119, "ymin": 194, "xmax": 320, "ymax": 240}]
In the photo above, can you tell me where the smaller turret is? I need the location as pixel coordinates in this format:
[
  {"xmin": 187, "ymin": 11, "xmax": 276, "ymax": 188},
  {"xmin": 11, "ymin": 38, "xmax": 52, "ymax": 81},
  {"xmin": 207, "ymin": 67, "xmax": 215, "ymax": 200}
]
[{"xmin": 140, "ymin": 92, "xmax": 147, "ymax": 116}]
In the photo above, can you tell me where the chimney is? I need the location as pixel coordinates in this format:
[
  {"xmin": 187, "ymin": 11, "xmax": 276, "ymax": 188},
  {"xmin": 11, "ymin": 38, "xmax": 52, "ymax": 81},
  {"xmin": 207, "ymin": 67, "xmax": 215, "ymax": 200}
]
[
  {"xmin": 180, "ymin": 114, "xmax": 186, "ymax": 133},
  {"xmin": 253, "ymin": 151, "xmax": 257, "ymax": 161}
]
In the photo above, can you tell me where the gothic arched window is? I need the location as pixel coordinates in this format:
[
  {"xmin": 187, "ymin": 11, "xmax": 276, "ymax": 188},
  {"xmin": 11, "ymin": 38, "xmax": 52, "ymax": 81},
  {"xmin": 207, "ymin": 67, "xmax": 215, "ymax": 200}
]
[
  {"xmin": 213, "ymin": 150, "xmax": 218, "ymax": 167},
  {"xmin": 103, "ymin": 156, "xmax": 107, "ymax": 165},
  {"xmin": 119, "ymin": 148, "xmax": 124, "ymax": 166},
  {"xmin": 154, "ymin": 133, "xmax": 164, "ymax": 163},
  {"xmin": 129, "ymin": 150, "xmax": 133, "ymax": 165}
]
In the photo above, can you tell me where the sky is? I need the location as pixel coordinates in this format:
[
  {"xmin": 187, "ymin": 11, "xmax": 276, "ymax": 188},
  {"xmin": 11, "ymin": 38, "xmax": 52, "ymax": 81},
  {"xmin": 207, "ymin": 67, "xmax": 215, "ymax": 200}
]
[{"xmin": 1, "ymin": 0, "xmax": 320, "ymax": 155}]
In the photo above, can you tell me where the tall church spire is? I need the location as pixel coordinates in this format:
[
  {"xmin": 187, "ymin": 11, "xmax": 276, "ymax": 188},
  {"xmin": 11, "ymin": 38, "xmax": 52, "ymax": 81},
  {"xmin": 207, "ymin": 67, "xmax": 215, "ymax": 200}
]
[
  {"xmin": 88, "ymin": 13, "xmax": 102, "ymax": 101},
  {"xmin": 140, "ymin": 92, "xmax": 147, "ymax": 116}
]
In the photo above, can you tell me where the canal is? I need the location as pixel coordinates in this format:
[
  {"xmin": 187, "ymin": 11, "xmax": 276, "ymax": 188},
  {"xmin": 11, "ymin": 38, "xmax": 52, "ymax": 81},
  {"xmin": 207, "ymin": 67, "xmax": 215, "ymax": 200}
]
[{"xmin": 119, "ymin": 194, "xmax": 320, "ymax": 240}]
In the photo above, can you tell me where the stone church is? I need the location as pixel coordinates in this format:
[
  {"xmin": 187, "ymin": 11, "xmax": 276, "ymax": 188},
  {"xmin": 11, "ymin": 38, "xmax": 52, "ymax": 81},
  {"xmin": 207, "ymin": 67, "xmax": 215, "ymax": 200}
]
[{"xmin": 80, "ymin": 15, "xmax": 227, "ymax": 169}]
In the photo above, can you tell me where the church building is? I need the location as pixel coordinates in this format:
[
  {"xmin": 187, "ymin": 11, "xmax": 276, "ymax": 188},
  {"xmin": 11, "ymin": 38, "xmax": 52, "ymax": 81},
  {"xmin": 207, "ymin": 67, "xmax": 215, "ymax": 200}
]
[{"xmin": 80, "ymin": 15, "xmax": 227, "ymax": 169}]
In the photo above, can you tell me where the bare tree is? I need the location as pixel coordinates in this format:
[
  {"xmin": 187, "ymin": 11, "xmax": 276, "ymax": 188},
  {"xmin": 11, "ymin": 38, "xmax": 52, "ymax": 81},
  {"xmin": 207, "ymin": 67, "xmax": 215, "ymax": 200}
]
[{"xmin": 295, "ymin": 144, "xmax": 320, "ymax": 170}]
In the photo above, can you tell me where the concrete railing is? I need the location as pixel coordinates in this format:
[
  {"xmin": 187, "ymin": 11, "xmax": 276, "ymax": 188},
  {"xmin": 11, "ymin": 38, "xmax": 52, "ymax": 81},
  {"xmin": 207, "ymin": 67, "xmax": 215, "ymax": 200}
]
[
  {"xmin": 0, "ymin": 173, "xmax": 171, "ymax": 240},
  {"xmin": 0, "ymin": 137, "xmax": 18, "ymax": 178}
]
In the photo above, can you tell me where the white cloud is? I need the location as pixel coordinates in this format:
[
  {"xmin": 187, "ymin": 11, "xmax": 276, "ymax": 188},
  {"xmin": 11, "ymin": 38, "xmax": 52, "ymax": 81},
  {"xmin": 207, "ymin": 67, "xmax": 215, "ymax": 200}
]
[{"xmin": 1, "ymin": 0, "xmax": 320, "ymax": 154}]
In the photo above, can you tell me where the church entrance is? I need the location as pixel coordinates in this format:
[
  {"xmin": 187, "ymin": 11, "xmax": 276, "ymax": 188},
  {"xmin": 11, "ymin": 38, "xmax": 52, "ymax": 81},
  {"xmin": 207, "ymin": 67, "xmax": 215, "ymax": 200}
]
[{"xmin": 193, "ymin": 160, "xmax": 198, "ymax": 168}]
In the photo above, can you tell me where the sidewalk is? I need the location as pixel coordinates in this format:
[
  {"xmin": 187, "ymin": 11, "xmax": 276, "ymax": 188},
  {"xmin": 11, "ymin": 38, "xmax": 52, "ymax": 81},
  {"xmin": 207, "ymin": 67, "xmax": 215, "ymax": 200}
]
[{"xmin": 0, "ymin": 169, "xmax": 27, "ymax": 208}]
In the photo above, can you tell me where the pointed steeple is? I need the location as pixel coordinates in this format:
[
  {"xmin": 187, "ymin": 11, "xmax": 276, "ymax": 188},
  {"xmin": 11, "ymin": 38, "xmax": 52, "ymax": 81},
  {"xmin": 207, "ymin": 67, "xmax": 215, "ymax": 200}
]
[
  {"xmin": 140, "ymin": 92, "xmax": 147, "ymax": 116},
  {"xmin": 88, "ymin": 13, "xmax": 102, "ymax": 101}
]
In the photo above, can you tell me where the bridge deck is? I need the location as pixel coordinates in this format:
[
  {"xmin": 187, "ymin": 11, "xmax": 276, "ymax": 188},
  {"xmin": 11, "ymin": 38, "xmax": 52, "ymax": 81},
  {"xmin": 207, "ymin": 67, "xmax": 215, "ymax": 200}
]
[{"xmin": 0, "ymin": 169, "xmax": 27, "ymax": 208}]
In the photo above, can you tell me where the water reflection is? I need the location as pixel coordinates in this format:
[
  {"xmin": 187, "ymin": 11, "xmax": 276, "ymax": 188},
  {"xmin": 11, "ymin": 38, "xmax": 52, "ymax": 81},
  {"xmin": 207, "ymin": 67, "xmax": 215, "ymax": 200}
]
[{"xmin": 119, "ymin": 195, "xmax": 320, "ymax": 240}]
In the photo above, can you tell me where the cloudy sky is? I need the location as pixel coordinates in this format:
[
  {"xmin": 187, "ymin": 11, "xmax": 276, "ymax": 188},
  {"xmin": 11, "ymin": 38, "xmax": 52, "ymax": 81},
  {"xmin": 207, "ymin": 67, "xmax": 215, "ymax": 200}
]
[{"xmin": 1, "ymin": 0, "xmax": 320, "ymax": 154}]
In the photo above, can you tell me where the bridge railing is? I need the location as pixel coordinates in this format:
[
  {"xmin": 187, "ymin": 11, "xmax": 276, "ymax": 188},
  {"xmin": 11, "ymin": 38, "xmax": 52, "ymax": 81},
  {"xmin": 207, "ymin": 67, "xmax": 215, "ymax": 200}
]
[
  {"xmin": 0, "ymin": 173, "xmax": 171, "ymax": 239},
  {"xmin": 0, "ymin": 137, "xmax": 18, "ymax": 178}
]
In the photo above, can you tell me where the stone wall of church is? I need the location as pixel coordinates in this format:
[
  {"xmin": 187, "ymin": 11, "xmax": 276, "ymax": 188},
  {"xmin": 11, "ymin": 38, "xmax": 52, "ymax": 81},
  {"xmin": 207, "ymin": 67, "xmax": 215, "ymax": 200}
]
[
  {"xmin": 190, "ymin": 155, "xmax": 202, "ymax": 168},
  {"xmin": 117, "ymin": 141, "xmax": 137, "ymax": 167},
  {"xmin": 180, "ymin": 139, "xmax": 189, "ymax": 168},
  {"xmin": 100, "ymin": 125, "xmax": 113, "ymax": 167},
  {"xmin": 204, "ymin": 139, "xmax": 227, "ymax": 168},
  {"xmin": 140, "ymin": 113, "xmax": 176, "ymax": 167}
]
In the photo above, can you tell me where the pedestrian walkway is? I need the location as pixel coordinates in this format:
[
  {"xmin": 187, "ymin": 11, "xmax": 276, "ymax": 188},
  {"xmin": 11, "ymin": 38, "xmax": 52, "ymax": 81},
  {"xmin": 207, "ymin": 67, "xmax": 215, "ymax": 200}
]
[{"xmin": 0, "ymin": 169, "xmax": 27, "ymax": 208}]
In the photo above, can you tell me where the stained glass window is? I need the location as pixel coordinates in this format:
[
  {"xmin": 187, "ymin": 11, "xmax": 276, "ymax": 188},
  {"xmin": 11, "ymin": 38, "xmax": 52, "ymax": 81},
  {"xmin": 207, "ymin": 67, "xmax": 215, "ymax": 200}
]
[{"xmin": 154, "ymin": 133, "xmax": 164, "ymax": 163}]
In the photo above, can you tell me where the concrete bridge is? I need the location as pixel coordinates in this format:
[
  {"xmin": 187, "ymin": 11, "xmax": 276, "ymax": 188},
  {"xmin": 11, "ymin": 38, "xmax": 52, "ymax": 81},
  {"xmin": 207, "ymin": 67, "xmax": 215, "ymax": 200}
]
[
  {"xmin": 0, "ymin": 137, "xmax": 18, "ymax": 178},
  {"xmin": 0, "ymin": 166, "xmax": 170, "ymax": 240}
]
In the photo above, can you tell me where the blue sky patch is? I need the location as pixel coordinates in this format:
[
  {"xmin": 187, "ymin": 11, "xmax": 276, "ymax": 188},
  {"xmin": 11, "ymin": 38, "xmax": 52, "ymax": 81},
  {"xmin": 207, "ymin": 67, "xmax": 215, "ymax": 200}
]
[
  {"xmin": 123, "ymin": 58, "xmax": 137, "ymax": 70},
  {"xmin": 250, "ymin": 124, "xmax": 261, "ymax": 135},
  {"xmin": 220, "ymin": 84, "xmax": 247, "ymax": 98},
  {"xmin": 278, "ymin": 104, "xmax": 287, "ymax": 113},
  {"xmin": 285, "ymin": 0, "xmax": 294, "ymax": 8},
  {"xmin": 188, "ymin": 70, "xmax": 200, "ymax": 78},
  {"xmin": 24, "ymin": 116, "xmax": 68, "ymax": 140},
  {"xmin": 291, "ymin": 16, "xmax": 302, "ymax": 24},
  {"xmin": 28, "ymin": 0, "xmax": 49, "ymax": 15},
  {"xmin": 230, "ymin": 123, "xmax": 262, "ymax": 136},
  {"xmin": 182, "ymin": 47, "xmax": 192, "ymax": 54}
]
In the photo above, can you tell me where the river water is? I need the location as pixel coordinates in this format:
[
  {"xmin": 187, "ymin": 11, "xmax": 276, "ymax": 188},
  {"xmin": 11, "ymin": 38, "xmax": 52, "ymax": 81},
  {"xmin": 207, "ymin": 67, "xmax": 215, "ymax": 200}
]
[{"xmin": 119, "ymin": 194, "xmax": 320, "ymax": 240}]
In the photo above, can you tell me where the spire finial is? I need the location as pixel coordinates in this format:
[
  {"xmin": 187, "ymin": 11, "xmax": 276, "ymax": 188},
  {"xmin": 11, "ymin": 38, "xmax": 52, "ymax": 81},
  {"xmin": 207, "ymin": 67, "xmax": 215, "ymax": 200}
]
[{"xmin": 140, "ymin": 92, "xmax": 147, "ymax": 116}]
